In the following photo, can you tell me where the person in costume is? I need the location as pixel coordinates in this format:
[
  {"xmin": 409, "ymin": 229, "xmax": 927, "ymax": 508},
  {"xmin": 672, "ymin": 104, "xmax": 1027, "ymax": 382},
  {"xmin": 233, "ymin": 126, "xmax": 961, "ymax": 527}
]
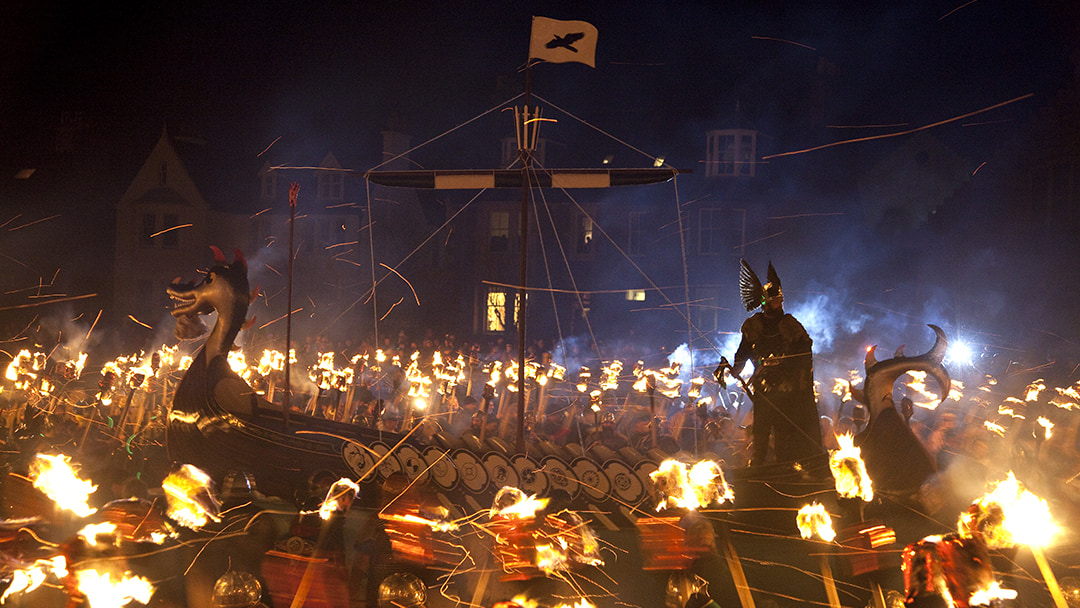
[{"xmin": 728, "ymin": 260, "xmax": 823, "ymax": 465}]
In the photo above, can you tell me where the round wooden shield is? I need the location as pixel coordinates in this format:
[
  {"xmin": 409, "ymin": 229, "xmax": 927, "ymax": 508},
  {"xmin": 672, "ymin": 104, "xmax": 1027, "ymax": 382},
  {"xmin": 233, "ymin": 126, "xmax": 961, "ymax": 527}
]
[
  {"xmin": 396, "ymin": 443, "xmax": 429, "ymax": 483},
  {"xmin": 452, "ymin": 449, "xmax": 489, "ymax": 494},
  {"xmin": 603, "ymin": 459, "xmax": 646, "ymax": 505},
  {"xmin": 482, "ymin": 451, "xmax": 520, "ymax": 491},
  {"xmin": 540, "ymin": 454, "xmax": 580, "ymax": 499},
  {"xmin": 341, "ymin": 442, "xmax": 377, "ymax": 480},
  {"xmin": 511, "ymin": 453, "xmax": 549, "ymax": 496},
  {"xmin": 369, "ymin": 441, "xmax": 403, "ymax": 479},
  {"xmin": 424, "ymin": 446, "xmax": 458, "ymax": 491},
  {"xmin": 571, "ymin": 456, "xmax": 611, "ymax": 502}
]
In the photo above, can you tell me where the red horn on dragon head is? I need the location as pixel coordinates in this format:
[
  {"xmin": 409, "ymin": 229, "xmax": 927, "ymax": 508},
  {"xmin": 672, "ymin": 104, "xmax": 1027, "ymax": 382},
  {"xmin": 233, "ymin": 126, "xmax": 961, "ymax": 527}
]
[
  {"xmin": 233, "ymin": 249, "xmax": 247, "ymax": 269},
  {"xmin": 210, "ymin": 245, "xmax": 227, "ymax": 265}
]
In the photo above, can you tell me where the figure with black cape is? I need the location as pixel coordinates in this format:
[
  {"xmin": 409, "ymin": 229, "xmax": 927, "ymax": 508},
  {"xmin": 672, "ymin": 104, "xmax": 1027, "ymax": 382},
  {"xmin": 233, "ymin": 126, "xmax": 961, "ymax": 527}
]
[{"xmin": 726, "ymin": 260, "xmax": 824, "ymax": 466}]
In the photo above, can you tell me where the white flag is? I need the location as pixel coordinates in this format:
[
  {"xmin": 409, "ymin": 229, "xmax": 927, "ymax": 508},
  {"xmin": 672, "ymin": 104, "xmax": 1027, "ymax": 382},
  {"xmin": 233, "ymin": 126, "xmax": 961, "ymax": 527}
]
[{"xmin": 528, "ymin": 16, "xmax": 598, "ymax": 67}]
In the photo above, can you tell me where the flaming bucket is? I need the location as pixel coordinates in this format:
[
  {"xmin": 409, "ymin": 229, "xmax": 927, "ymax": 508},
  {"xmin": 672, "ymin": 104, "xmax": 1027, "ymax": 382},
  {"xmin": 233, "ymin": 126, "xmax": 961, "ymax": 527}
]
[{"xmin": 834, "ymin": 520, "xmax": 898, "ymax": 577}]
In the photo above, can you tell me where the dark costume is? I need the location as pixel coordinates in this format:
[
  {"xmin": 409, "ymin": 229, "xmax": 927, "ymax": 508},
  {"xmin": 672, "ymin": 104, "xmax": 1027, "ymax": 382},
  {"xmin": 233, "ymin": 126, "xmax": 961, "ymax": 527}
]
[{"xmin": 731, "ymin": 260, "xmax": 823, "ymax": 465}]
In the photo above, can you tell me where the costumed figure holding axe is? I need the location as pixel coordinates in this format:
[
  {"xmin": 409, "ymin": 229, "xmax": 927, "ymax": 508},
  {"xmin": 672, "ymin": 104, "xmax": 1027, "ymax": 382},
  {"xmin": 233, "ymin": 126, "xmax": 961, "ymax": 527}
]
[{"xmin": 713, "ymin": 260, "xmax": 824, "ymax": 467}]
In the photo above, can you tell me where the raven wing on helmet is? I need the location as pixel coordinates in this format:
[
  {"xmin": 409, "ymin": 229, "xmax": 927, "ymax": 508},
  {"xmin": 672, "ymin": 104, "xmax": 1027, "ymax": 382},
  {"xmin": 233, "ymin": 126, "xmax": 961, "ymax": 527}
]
[{"xmin": 739, "ymin": 259, "xmax": 764, "ymax": 312}]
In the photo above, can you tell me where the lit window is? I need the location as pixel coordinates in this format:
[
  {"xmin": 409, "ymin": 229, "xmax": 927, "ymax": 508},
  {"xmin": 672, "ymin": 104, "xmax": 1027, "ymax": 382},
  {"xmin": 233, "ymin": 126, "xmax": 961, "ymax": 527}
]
[
  {"xmin": 626, "ymin": 290, "xmax": 645, "ymax": 302},
  {"xmin": 486, "ymin": 290, "xmax": 507, "ymax": 332},
  {"xmin": 574, "ymin": 212, "xmax": 594, "ymax": 255}
]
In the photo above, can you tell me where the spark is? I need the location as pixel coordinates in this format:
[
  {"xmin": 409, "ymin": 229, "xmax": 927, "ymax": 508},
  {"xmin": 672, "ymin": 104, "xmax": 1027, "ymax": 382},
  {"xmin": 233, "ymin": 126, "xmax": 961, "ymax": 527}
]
[
  {"xmin": 751, "ymin": 36, "xmax": 816, "ymax": 51},
  {"xmin": 85, "ymin": 309, "xmax": 103, "ymax": 341},
  {"xmin": 0, "ymin": 293, "xmax": 97, "ymax": 311},
  {"xmin": 264, "ymin": 263, "xmax": 282, "ymax": 276},
  {"xmin": 250, "ymin": 207, "xmax": 271, "ymax": 218},
  {"xmin": 326, "ymin": 241, "xmax": 359, "ymax": 249},
  {"xmin": 257, "ymin": 136, "xmax": 282, "ymax": 157},
  {"xmin": 767, "ymin": 212, "xmax": 844, "ymax": 220},
  {"xmin": 149, "ymin": 223, "xmax": 193, "ymax": 238},
  {"xmin": 127, "ymin": 315, "xmax": 152, "ymax": 330},
  {"xmin": 0, "ymin": 252, "xmax": 31, "ymax": 269},
  {"xmin": 763, "ymin": 94, "xmax": 1034, "ymax": 160},
  {"xmin": 734, "ymin": 231, "xmax": 785, "ymax": 249},
  {"xmin": 258, "ymin": 307, "xmax": 304, "ymax": 329},
  {"xmin": 380, "ymin": 263, "xmax": 421, "ymax": 306},
  {"xmin": 7, "ymin": 214, "xmax": 61, "ymax": 231},
  {"xmin": 939, "ymin": 0, "xmax": 980, "ymax": 20},
  {"xmin": 973, "ymin": 161, "xmax": 987, "ymax": 175},
  {"xmin": 380, "ymin": 297, "xmax": 406, "ymax": 321},
  {"xmin": 827, "ymin": 123, "xmax": 909, "ymax": 129}
]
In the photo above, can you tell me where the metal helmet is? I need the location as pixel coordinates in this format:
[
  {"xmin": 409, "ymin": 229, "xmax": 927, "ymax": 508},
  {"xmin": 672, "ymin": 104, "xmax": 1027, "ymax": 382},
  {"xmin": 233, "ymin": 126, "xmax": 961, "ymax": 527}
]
[{"xmin": 739, "ymin": 259, "xmax": 782, "ymax": 312}]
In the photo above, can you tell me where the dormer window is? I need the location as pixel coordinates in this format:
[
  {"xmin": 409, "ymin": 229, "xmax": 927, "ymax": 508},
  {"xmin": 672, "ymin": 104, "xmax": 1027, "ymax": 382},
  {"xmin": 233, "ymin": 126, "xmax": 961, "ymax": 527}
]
[
  {"xmin": 317, "ymin": 170, "xmax": 344, "ymax": 200},
  {"xmin": 706, "ymin": 129, "xmax": 757, "ymax": 177},
  {"xmin": 160, "ymin": 161, "xmax": 168, "ymax": 185}
]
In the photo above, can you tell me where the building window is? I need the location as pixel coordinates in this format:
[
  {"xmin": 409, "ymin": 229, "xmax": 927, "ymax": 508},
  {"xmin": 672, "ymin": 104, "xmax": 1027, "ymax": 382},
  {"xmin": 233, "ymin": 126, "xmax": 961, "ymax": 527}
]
[
  {"xmin": 317, "ymin": 170, "xmax": 344, "ymax": 200},
  {"xmin": 159, "ymin": 162, "xmax": 168, "ymax": 185},
  {"xmin": 490, "ymin": 211, "xmax": 510, "ymax": 252},
  {"xmin": 485, "ymin": 289, "xmax": 519, "ymax": 333},
  {"xmin": 628, "ymin": 211, "xmax": 646, "ymax": 256},
  {"xmin": 261, "ymin": 171, "xmax": 276, "ymax": 200},
  {"xmin": 698, "ymin": 208, "xmax": 725, "ymax": 254},
  {"xmin": 573, "ymin": 211, "xmax": 594, "ymax": 256},
  {"xmin": 691, "ymin": 287, "xmax": 721, "ymax": 333},
  {"xmin": 706, "ymin": 129, "xmax": 756, "ymax": 178},
  {"xmin": 140, "ymin": 213, "xmax": 156, "ymax": 248},
  {"xmin": 626, "ymin": 289, "xmax": 645, "ymax": 302},
  {"xmin": 161, "ymin": 213, "xmax": 180, "ymax": 248}
]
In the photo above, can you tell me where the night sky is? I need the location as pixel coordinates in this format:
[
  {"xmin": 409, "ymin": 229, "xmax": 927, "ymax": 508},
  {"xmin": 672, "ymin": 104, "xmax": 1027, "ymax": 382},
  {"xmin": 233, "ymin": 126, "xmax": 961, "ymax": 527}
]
[
  {"xmin": 3, "ymin": 0, "xmax": 1080, "ymax": 372},
  {"xmin": 5, "ymin": 1, "xmax": 1075, "ymax": 161}
]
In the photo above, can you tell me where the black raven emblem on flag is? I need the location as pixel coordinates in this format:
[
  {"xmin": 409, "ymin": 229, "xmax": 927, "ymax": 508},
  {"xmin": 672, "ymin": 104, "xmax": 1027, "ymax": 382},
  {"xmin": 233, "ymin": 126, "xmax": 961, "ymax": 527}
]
[{"xmin": 546, "ymin": 32, "xmax": 586, "ymax": 52}]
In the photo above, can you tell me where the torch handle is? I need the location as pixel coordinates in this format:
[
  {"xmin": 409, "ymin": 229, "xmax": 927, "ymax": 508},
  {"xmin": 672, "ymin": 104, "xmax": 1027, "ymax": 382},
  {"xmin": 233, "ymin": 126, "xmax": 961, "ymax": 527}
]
[{"xmin": 1032, "ymin": 545, "xmax": 1068, "ymax": 608}]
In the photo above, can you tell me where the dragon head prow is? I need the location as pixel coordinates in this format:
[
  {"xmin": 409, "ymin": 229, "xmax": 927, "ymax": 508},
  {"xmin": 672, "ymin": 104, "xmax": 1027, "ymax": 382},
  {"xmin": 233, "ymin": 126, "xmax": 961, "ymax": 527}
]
[
  {"xmin": 166, "ymin": 247, "xmax": 251, "ymax": 357},
  {"xmin": 854, "ymin": 324, "xmax": 951, "ymax": 418}
]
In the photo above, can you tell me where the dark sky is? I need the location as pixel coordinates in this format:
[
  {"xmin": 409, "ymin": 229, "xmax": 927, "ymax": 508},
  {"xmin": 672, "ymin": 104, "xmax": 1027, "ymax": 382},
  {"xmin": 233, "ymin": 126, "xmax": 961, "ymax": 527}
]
[
  {"xmin": 4, "ymin": 0, "xmax": 1076, "ymax": 165},
  {"xmin": 3, "ymin": 0, "xmax": 1080, "ymax": 371}
]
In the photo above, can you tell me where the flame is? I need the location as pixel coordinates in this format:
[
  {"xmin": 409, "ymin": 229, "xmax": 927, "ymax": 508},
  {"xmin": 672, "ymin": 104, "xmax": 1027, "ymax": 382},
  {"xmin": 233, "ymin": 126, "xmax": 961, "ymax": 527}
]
[
  {"xmin": 983, "ymin": 421, "xmax": 1006, "ymax": 436},
  {"xmin": 829, "ymin": 433, "xmax": 874, "ymax": 502},
  {"xmin": 491, "ymin": 486, "xmax": 549, "ymax": 519},
  {"xmin": 599, "ymin": 360, "xmax": 623, "ymax": 391},
  {"xmin": 650, "ymin": 459, "xmax": 733, "ymax": 511},
  {"xmin": 161, "ymin": 465, "xmax": 221, "ymax": 529},
  {"xmin": 796, "ymin": 502, "xmax": 835, "ymax": 542},
  {"xmin": 535, "ymin": 540, "xmax": 569, "ymax": 574},
  {"xmin": 318, "ymin": 478, "xmax": 360, "ymax": 520},
  {"xmin": 1036, "ymin": 416, "xmax": 1054, "ymax": 439},
  {"xmin": 75, "ymin": 569, "xmax": 155, "ymax": 607},
  {"xmin": 29, "ymin": 453, "xmax": 98, "ymax": 517},
  {"xmin": 964, "ymin": 472, "xmax": 1057, "ymax": 549},
  {"xmin": 968, "ymin": 581, "xmax": 1018, "ymax": 606},
  {"xmin": 380, "ymin": 512, "xmax": 460, "ymax": 533},
  {"xmin": 553, "ymin": 599, "xmax": 596, "ymax": 608},
  {"xmin": 1, "ymin": 556, "xmax": 68, "ymax": 603},
  {"xmin": 1025, "ymin": 380, "xmax": 1046, "ymax": 402},
  {"xmin": 78, "ymin": 522, "xmax": 119, "ymax": 546},
  {"xmin": 258, "ymin": 349, "xmax": 285, "ymax": 375}
]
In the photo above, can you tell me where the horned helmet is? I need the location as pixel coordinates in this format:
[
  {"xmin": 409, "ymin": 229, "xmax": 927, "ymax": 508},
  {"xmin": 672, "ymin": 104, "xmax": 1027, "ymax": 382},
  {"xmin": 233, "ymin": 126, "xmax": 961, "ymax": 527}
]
[{"xmin": 738, "ymin": 259, "xmax": 783, "ymax": 312}]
